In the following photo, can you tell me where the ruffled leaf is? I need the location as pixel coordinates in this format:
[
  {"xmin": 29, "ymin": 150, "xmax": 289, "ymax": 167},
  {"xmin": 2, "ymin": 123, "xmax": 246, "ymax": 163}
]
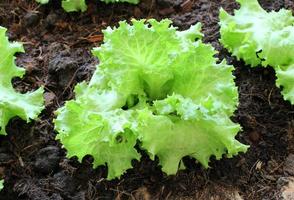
[
  {"xmin": 62, "ymin": 0, "xmax": 87, "ymax": 12},
  {"xmin": 55, "ymin": 100, "xmax": 140, "ymax": 179},
  {"xmin": 219, "ymin": 0, "xmax": 294, "ymax": 67},
  {"xmin": 137, "ymin": 108, "xmax": 247, "ymax": 174},
  {"xmin": 0, "ymin": 179, "xmax": 3, "ymax": 191},
  {"xmin": 55, "ymin": 19, "xmax": 247, "ymax": 179},
  {"xmin": 276, "ymin": 65, "xmax": 294, "ymax": 104},
  {"xmin": 0, "ymin": 27, "xmax": 44, "ymax": 135},
  {"xmin": 220, "ymin": 0, "xmax": 294, "ymax": 104}
]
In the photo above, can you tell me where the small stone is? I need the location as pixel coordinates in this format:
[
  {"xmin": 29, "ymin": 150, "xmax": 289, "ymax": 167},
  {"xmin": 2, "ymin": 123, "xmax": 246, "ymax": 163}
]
[
  {"xmin": 34, "ymin": 146, "xmax": 61, "ymax": 174},
  {"xmin": 48, "ymin": 55, "xmax": 78, "ymax": 88},
  {"xmin": 45, "ymin": 13, "xmax": 58, "ymax": 28},
  {"xmin": 48, "ymin": 56, "xmax": 78, "ymax": 72},
  {"xmin": 24, "ymin": 12, "xmax": 40, "ymax": 27}
]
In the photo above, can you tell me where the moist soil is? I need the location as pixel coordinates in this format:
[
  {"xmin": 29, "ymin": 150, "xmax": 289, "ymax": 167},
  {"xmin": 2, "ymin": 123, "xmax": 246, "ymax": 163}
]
[{"xmin": 0, "ymin": 0, "xmax": 294, "ymax": 199}]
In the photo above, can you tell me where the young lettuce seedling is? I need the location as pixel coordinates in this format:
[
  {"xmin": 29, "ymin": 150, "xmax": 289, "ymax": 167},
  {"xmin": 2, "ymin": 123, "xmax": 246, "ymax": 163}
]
[{"xmin": 54, "ymin": 19, "xmax": 248, "ymax": 180}]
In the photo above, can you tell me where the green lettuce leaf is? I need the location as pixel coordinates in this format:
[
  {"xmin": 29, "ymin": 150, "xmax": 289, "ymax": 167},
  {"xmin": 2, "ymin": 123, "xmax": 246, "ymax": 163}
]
[
  {"xmin": 219, "ymin": 0, "xmax": 294, "ymax": 67},
  {"xmin": 55, "ymin": 19, "xmax": 248, "ymax": 179},
  {"xmin": 55, "ymin": 98, "xmax": 140, "ymax": 179},
  {"xmin": 36, "ymin": 0, "xmax": 49, "ymax": 3},
  {"xmin": 219, "ymin": 0, "xmax": 294, "ymax": 104},
  {"xmin": 91, "ymin": 19, "xmax": 183, "ymax": 101},
  {"xmin": 0, "ymin": 27, "xmax": 44, "ymax": 135},
  {"xmin": 62, "ymin": 0, "xmax": 87, "ymax": 12},
  {"xmin": 137, "ymin": 107, "xmax": 246, "ymax": 174},
  {"xmin": 276, "ymin": 64, "xmax": 294, "ymax": 103},
  {"xmin": 0, "ymin": 179, "xmax": 3, "ymax": 191}
]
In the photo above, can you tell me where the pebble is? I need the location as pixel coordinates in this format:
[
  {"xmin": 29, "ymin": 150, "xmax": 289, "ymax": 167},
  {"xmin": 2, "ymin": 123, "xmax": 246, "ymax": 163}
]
[
  {"xmin": 34, "ymin": 146, "xmax": 61, "ymax": 174},
  {"xmin": 24, "ymin": 12, "xmax": 40, "ymax": 27}
]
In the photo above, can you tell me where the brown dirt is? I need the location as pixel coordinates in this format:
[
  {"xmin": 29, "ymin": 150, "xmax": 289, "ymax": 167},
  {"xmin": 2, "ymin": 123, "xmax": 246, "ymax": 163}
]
[{"xmin": 0, "ymin": 0, "xmax": 293, "ymax": 199}]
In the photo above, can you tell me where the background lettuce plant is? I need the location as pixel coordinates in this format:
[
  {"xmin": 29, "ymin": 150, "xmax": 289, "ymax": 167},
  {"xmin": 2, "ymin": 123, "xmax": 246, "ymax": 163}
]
[
  {"xmin": 0, "ymin": 179, "xmax": 3, "ymax": 191},
  {"xmin": 219, "ymin": 0, "xmax": 294, "ymax": 104},
  {"xmin": 36, "ymin": 0, "xmax": 139, "ymax": 12},
  {"xmin": 54, "ymin": 19, "xmax": 248, "ymax": 180},
  {"xmin": 0, "ymin": 27, "xmax": 44, "ymax": 135}
]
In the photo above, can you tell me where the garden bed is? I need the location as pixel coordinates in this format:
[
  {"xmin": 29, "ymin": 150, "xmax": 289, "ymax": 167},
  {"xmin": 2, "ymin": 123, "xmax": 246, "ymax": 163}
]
[{"xmin": 0, "ymin": 0, "xmax": 293, "ymax": 199}]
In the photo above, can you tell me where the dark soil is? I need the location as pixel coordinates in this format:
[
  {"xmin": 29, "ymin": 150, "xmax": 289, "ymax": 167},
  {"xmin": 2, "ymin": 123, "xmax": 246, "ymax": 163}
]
[{"xmin": 0, "ymin": 0, "xmax": 294, "ymax": 199}]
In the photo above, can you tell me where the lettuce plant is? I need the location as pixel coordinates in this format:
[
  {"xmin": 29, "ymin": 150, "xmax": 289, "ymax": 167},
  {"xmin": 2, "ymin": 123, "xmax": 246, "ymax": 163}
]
[
  {"xmin": 37, "ymin": 0, "xmax": 139, "ymax": 12},
  {"xmin": 54, "ymin": 19, "xmax": 248, "ymax": 179},
  {"xmin": 219, "ymin": 0, "xmax": 294, "ymax": 103},
  {"xmin": 0, "ymin": 27, "xmax": 44, "ymax": 135},
  {"xmin": 36, "ymin": 0, "xmax": 49, "ymax": 3},
  {"xmin": 0, "ymin": 179, "xmax": 3, "ymax": 191}
]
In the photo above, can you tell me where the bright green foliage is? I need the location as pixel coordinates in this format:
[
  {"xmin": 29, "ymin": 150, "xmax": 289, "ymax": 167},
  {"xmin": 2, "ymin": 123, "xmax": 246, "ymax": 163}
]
[
  {"xmin": 220, "ymin": 0, "xmax": 294, "ymax": 104},
  {"xmin": 36, "ymin": 0, "xmax": 49, "ymax": 3},
  {"xmin": 55, "ymin": 96, "xmax": 140, "ymax": 179},
  {"xmin": 220, "ymin": 0, "xmax": 294, "ymax": 67},
  {"xmin": 37, "ymin": 0, "xmax": 139, "ymax": 12},
  {"xmin": 0, "ymin": 27, "xmax": 44, "ymax": 135},
  {"xmin": 63, "ymin": 0, "xmax": 139, "ymax": 12},
  {"xmin": 55, "ymin": 19, "xmax": 248, "ymax": 179},
  {"xmin": 276, "ymin": 65, "xmax": 294, "ymax": 103},
  {"xmin": 0, "ymin": 179, "xmax": 3, "ymax": 191},
  {"xmin": 62, "ymin": 0, "xmax": 87, "ymax": 12}
]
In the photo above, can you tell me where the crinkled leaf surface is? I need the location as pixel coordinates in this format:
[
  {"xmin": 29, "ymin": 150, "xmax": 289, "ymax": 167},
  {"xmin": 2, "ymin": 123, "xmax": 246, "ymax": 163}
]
[
  {"xmin": 276, "ymin": 64, "xmax": 294, "ymax": 103},
  {"xmin": 55, "ymin": 19, "xmax": 248, "ymax": 180},
  {"xmin": 220, "ymin": 0, "xmax": 294, "ymax": 104},
  {"xmin": 0, "ymin": 27, "xmax": 44, "ymax": 135},
  {"xmin": 220, "ymin": 0, "xmax": 294, "ymax": 67},
  {"xmin": 55, "ymin": 98, "xmax": 140, "ymax": 179},
  {"xmin": 137, "ymin": 108, "xmax": 245, "ymax": 174}
]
